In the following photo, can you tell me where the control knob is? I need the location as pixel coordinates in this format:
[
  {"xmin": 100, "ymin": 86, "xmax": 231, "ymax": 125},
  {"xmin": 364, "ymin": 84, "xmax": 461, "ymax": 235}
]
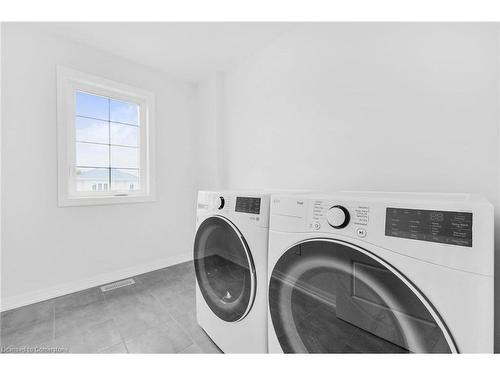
[
  {"xmin": 326, "ymin": 205, "xmax": 350, "ymax": 229},
  {"xmin": 215, "ymin": 196, "xmax": 225, "ymax": 210}
]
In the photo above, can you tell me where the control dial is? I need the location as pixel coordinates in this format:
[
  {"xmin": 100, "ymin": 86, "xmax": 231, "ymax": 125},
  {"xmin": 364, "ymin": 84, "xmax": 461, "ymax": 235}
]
[
  {"xmin": 326, "ymin": 205, "xmax": 350, "ymax": 229},
  {"xmin": 215, "ymin": 196, "xmax": 225, "ymax": 210}
]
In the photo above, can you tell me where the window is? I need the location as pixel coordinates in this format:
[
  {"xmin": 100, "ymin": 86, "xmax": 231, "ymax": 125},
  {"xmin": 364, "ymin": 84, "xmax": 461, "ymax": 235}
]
[{"xmin": 57, "ymin": 67, "xmax": 155, "ymax": 206}]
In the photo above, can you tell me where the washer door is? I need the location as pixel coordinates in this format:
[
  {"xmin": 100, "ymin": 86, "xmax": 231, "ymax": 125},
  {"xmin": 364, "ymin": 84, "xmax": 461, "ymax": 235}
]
[
  {"xmin": 269, "ymin": 239, "xmax": 456, "ymax": 353},
  {"xmin": 194, "ymin": 216, "xmax": 256, "ymax": 322}
]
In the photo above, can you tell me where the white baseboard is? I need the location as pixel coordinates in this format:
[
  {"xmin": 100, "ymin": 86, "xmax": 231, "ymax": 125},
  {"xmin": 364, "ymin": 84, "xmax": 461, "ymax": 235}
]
[{"xmin": 0, "ymin": 252, "xmax": 191, "ymax": 312}]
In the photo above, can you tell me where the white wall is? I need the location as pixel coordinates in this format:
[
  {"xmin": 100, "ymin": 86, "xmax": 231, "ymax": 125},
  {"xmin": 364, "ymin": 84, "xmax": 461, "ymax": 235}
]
[
  {"xmin": 219, "ymin": 24, "xmax": 500, "ymax": 348},
  {"xmin": 1, "ymin": 24, "xmax": 198, "ymax": 309},
  {"xmin": 195, "ymin": 72, "xmax": 224, "ymax": 190}
]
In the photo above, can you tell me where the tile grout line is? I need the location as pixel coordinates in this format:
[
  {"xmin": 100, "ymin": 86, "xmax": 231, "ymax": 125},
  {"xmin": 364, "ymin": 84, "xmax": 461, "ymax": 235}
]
[
  {"xmin": 98, "ymin": 338, "xmax": 128, "ymax": 354},
  {"xmin": 146, "ymin": 280, "xmax": 192, "ymax": 340},
  {"xmin": 142, "ymin": 274, "xmax": 199, "ymax": 352},
  {"xmin": 122, "ymin": 339, "xmax": 129, "ymax": 353},
  {"xmin": 101, "ymin": 288, "xmax": 130, "ymax": 346},
  {"xmin": 98, "ymin": 290, "xmax": 130, "ymax": 353},
  {"xmin": 115, "ymin": 274, "xmax": 193, "ymax": 353},
  {"xmin": 102, "ymin": 276, "xmax": 175, "ymax": 350},
  {"xmin": 52, "ymin": 302, "xmax": 56, "ymax": 344}
]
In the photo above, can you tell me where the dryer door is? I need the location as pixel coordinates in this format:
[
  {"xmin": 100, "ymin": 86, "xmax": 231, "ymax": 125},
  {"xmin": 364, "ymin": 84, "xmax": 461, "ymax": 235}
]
[
  {"xmin": 269, "ymin": 239, "xmax": 456, "ymax": 353},
  {"xmin": 194, "ymin": 216, "xmax": 256, "ymax": 322}
]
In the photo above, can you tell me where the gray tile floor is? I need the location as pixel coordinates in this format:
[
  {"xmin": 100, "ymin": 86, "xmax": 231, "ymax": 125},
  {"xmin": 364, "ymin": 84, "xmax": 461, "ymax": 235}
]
[{"xmin": 0, "ymin": 261, "xmax": 222, "ymax": 354}]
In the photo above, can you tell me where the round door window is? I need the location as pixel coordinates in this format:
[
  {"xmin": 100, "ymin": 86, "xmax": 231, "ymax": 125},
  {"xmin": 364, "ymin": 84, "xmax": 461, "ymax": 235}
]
[
  {"xmin": 194, "ymin": 216, "xmax": 256, "ymax": 322},
  {"xmin": 269, "ymin": 239, "xmax": 456, "ymax": 353}
]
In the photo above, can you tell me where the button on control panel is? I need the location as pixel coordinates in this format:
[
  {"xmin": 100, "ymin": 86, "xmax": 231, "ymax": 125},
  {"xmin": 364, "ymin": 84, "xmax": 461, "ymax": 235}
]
[{"xmin": 356, "ymin": 228, "xmax": 367, "ymax": 238}]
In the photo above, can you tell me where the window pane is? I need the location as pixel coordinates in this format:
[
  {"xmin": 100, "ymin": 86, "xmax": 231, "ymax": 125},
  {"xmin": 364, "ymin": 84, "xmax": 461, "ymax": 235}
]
[
  {"xmin": 76, "ymin": 117, "xmax": 109, "ymax": 144},
  {"xmin": 75, "ymin": 167, "xmax": 109, "ymax": 192},
  {"xmin": 111, "ymin": 169, "xmax": 140, "ymax": 191},
  {"xmin": 110, "ymin": 145, "xmax": 139, "ymax": 169},
  {"xmin": 76, "ymin": 142, "xmax": 109, "ymax": 167},
  {"xmin": 76, "ymin": 91, "xmax": 109, "ymax": 121},
  {"xmin": 110, "ymin": 122, "xmax": 139, "ymax": 147},
  {"xmin": 110, "ymin": 99, "xmax": 139, "ymax": 125}
]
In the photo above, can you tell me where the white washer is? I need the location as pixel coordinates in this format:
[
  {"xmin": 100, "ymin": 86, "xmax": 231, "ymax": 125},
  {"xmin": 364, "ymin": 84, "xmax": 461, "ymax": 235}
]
[
  {"xmin": 194, "ymin": 190, "xmax": 270, "ymax": 353},
  {"xmin": 267, "ymin": 192, "xmax": 494, "ymax": 353}
]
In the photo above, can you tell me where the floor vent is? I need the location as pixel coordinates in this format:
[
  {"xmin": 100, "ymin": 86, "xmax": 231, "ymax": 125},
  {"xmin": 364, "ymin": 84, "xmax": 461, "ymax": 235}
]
[{"xmin": 100, "ymin": 278, "xmax": 135, "ymax": 292}]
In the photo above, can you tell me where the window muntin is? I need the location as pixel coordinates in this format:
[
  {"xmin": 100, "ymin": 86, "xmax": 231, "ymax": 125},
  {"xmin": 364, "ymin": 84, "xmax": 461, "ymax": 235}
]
[
  {"xmin": 57, "ymin": 67, "xmax": 155, "ymax": 206},
  {"xmin": 74, "ymin": 91, "xmax": 140, "ymax": 193}
]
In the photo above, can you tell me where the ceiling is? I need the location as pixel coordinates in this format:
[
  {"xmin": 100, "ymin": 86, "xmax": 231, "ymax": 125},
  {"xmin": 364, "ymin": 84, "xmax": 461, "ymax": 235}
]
[{"xmin": 28, "ymin": 22, "xmax": 295, "ymax": 82}]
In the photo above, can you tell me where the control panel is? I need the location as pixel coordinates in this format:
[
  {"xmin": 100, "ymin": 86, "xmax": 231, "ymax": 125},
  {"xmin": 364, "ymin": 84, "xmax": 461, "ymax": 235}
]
[
  {"xmin": 385, "ymin": 208, "xmax": 472, "ymax": 247},
  {"xmin": 197, "ymin": 191, "xmax": 270, "ymax": 228},
  {"xmin": 306, "ymin": 200, "xmax": 371, "ymax": 239},
  {"xmin": 270, "ymin": 193, "xmax": 491, "ymax": 276},
  {"xmin": 235, "ymin": 197, "xmax": 261, "ymax": 215},
  {"xmin": 305, "ymin": 201, "xmax": 474, "ymax": 247}
]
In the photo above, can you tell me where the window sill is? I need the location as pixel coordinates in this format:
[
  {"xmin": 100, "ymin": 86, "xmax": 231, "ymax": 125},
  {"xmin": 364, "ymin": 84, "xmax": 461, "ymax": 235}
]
[{"xmin": 58, "ymin": 193, "xmax": 156, "ymax": 207}]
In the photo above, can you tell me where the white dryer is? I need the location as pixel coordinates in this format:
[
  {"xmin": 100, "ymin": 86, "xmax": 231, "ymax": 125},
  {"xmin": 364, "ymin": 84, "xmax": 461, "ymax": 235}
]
[
  {"xmin": 267, "ymin": 192, "xmax": 494, "ymax": 353},
  {"xmin": 194, "ymin": 190, "xmax": 270, "ymax": 353}
]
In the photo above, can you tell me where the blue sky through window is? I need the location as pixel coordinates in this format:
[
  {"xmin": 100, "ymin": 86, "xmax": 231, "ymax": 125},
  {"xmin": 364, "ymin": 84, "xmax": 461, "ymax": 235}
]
[
  {"xmin": 110, "ymin": 99, "xmax": 139, "ymax": 125},
  {"xmin": 76, "ymin": 91, "xmax": 108, "ymax": 121},
  {"xmin": 74, "ymin": 91, "xmax": 140, "ymax": 192}
]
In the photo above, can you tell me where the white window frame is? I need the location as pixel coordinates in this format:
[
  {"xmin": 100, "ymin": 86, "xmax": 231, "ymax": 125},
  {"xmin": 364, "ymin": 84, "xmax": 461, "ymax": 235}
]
[{"xmin": 57, "ymin": 66, "xmax": 156, "ymax": 207}]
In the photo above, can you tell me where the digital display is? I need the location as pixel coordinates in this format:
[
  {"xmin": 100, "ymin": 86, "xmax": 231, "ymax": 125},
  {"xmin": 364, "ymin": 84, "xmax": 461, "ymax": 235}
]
[
  {"xmin": 235, "ymin": 197, "xmax": 261, "ymax": 215},
  {"xmin": 385, "ymin": 208, "xmax": 472, "ymax": 247}
]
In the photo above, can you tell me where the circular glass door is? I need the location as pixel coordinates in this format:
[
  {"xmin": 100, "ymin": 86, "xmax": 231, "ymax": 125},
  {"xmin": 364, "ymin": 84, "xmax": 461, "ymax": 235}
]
[
  {"xmin": 194, "ymin": 216, "xmax": 256, "ymax": 322},
  {"xmin": 269, "ymin": 239, "xmax": 456, "ymax": 353}
]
